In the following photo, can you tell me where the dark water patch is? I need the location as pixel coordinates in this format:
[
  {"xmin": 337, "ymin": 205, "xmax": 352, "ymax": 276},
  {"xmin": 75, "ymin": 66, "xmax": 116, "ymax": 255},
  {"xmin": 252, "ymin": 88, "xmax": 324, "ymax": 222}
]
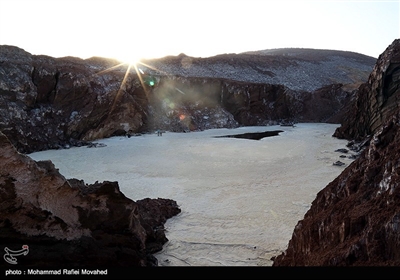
[{"xmin": 215, "ymin": 130, "xmax": 284, "ymax": 140}]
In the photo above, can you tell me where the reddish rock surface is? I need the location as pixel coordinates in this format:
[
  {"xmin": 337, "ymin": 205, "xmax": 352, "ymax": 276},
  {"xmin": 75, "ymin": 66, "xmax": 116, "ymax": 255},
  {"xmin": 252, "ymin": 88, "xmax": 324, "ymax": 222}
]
[
  {"xmin": 273, "ymin": 113, "xmax": 400, "ymax": 266},
  {"xmin": 334, "ymin": 39, "xmax": 400, "ymax": 140},
  {"xmin": 273, "ymin": 39, "xmax": 400, "ymax": 266}
]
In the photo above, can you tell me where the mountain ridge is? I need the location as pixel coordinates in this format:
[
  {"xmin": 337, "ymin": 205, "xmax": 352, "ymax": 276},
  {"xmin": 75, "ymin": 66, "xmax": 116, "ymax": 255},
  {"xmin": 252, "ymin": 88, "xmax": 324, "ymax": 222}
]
[
  {"xmin": 0, "ymin": 44, "xmax": 373, "ymax": 153},
  {"xmin": 242, "ymin": 47, "xmax": 377, "ymax": 60},
  {"xmin": 140, "ymin": 47, "xmax": 376, "ymax": 92}
]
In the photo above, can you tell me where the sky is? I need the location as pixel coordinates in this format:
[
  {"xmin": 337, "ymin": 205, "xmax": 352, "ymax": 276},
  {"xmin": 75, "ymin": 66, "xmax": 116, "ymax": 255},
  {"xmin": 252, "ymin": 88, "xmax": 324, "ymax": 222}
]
[{"xmin": 0, "ymin": 0, "xmax": 399, "ymax": 63}]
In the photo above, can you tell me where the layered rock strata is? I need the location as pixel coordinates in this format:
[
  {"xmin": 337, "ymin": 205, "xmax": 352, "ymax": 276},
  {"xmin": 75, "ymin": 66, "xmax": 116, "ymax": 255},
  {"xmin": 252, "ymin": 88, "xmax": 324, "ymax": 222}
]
[{"xmin": 334, "ymin": 39, "xmax": 400, "ymax": 141}]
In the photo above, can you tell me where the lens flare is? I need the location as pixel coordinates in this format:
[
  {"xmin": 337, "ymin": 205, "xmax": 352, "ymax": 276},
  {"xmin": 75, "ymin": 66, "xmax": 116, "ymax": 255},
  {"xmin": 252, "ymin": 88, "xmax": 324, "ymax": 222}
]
[
  {"xmin": 92, "ymin": 54, "xmax": 221, "ymax": 132},
  {"xmin": 93, "ymin": 58, "xmax": 165, "ymax": 118}
]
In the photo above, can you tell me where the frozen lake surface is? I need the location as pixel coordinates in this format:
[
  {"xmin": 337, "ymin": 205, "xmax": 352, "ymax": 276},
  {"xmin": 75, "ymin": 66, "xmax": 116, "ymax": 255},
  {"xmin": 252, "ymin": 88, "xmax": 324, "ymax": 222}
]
[{"xmin": 29, "ymin": 123, "xmax": 354, "ymax": 266}]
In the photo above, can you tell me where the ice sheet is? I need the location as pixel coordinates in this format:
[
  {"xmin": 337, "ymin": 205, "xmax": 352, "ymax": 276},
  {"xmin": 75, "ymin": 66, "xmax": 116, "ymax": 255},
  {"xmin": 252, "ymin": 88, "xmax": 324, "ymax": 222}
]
[{"xmin": 29, "ymin": 123, "xmax": 354, "ymax": 266}]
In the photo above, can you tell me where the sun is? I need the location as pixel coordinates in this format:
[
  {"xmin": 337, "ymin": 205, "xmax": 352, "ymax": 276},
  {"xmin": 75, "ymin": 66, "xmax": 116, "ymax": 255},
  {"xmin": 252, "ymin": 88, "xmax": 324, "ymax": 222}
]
[
  {"xmin": 113, "ymin": 46, "xmax": 163, "ymax": 66},
  {"xmin": 116, "ymin": 53, "xmax": 143, "ymax": 66}
]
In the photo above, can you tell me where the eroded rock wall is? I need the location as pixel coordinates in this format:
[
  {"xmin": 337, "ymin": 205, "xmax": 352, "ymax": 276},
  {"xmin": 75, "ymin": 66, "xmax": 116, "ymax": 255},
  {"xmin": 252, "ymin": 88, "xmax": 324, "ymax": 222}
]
[
  {"xmin": 334, "ymin": 39, "xmax": 400, "ymax": 140},
  {"xmin": 0, "ymin": 46, "xmax": 148, "ymax": 153},
  {"xmin": 143, "ymin": 76, "xmax": 352, "ymax": 131},
  {"xmin": 273, "ymin": 112, "xmax": 400, "ymax": 266},
  {"xmin": 273, "ymin": 39, "xmax": 400, "ymax": 266}
]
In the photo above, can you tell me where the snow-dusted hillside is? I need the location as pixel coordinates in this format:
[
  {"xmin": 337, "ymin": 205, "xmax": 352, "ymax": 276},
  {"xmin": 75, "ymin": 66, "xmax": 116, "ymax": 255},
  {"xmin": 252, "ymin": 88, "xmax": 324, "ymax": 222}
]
[{"xmin": 139, "ymin": 48, "xmax": 376, "ymax": 91}]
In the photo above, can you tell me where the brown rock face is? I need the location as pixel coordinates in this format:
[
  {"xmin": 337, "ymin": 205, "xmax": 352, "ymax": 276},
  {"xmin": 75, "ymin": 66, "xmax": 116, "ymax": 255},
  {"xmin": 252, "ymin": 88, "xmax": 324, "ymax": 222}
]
[
  {"xmin": 334, "ymin": 39, "xmax": 400, "ymax": 140},
  {"xmin": 0, "ymin": 46, "xmax": 149, "ymax": 153},
  {"xmin": 0, "ymin": 131, "xmax": 180, "ymax": 267},
  {"xmin": 137, "ymin": 76, "xmax": 353, "ymax": 131},
  {"xmin": 273, "ymin": 113, "xmax": 400, "ymax": 266},
  {"xmin": 273, "ymin": 39, "xmax": 400, "ymax": 266}
]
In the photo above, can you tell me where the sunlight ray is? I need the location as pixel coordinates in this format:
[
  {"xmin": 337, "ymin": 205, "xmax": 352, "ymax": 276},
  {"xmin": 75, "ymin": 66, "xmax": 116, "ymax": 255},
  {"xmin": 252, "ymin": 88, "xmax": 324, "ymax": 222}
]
[
  {"xmin": 94, "ymin": 63, "xmax": 127, "ymax": 75},
  {"xmin": 109, "ymin": 63, "xmax": 133, "ymax": 114},
  {"xmin": 91, "ymin": 58, "xmax": 178, "ymax": 120},
  {"xmin": 136, "ymin": 61, "xmax": 170, "ymax": 76},
  {"xmin": 132, "ymin": 63, "xmax": 146, "ymax": 91}
]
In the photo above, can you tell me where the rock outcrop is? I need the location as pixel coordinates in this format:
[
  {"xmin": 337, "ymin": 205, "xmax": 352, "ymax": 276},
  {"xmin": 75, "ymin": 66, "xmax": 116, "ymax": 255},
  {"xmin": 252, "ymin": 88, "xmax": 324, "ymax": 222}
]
[
  {"xmin": 334, "ymin": 39, "xmax": 400, "ymax": 141},
  {"xmin": 273, "ymin": 112, "xmax": 400, "ymax": 266},
  {"xmin": 0, "ymin": 46, "xmax": 149, "ymax": 153},
  {"xmin": 0, "ymin": 45, "xmax": 374, "ymax": 153},
  {"xmin": 0, "ymin": 131, "xmax": 180, "ymax": 267},
  {"xmin": 273, "ymin": 39, "xmax": 400, "ymax": 266}
]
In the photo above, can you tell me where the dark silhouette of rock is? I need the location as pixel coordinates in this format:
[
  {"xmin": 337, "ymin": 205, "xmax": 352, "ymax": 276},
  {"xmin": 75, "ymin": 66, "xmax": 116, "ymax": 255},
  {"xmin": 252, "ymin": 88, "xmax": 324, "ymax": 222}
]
[
  {"xmin": 0, "ymin": 45, "xmax": 374, "ymax": 153},
  {"xmin": 273, "ymin": 39, "xmax": 400, "ymax": 266},
  {"xmin": 0, "ymin": 131, "xmax": 180, "ymax": 267},
  {"xmin": 332, "ymin": 160, "xmax": 345, "ymax": 166}
]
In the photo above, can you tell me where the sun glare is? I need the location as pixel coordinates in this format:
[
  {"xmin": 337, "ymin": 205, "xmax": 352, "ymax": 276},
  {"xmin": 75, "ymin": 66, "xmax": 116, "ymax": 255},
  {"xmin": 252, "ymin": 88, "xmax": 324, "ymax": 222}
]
[
  {"xmin": 116, "ymin": 53, "xmax": 143, "ymax": 66},
  {"xmin": 113, "ymin": 44, "xmax": 169, "ymax": 66}
]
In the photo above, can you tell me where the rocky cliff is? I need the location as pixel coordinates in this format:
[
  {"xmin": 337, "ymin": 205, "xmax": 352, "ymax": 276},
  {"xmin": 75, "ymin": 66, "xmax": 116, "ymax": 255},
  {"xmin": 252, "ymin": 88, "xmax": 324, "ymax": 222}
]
[
  {"xmin": 273, "ymin": 39, "xmax": 400, "ymax": 266},
  {"xmin": 0, "ymin": 45, "xmax": 375, "ymax": 153},
  {"xmin": 0, "ymin": 131, "xmax": 180, "ymax": 267},
  {"xmin": 334, "ymin": 39, "xmax": 400, "ymax": 141},
  {"xmin": 0, "ymin": 46, "xmax": 149, "ymax": 153},
  {"xmin": 143, "ymin": 49, "xmax": 375, "ymax": 92}
]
